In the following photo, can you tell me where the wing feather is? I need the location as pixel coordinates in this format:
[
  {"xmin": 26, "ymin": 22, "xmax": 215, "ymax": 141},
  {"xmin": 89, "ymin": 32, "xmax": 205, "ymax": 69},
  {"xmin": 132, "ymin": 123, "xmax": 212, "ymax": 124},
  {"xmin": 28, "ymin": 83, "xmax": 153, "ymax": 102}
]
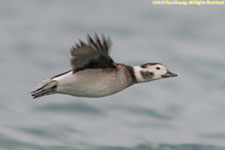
[{"xmin": 70, "ymin": 34, "xmax": 115, "ymax": 72}]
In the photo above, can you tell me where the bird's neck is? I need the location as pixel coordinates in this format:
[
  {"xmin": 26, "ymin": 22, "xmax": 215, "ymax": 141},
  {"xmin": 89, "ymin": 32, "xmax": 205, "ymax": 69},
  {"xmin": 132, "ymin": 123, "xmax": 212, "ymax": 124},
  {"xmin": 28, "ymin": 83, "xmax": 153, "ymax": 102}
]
[
  {"xmin": 133, "ymin": 66, "xmax": 146, "ymax": 83},
  {"xmin": 133, "ymin": 65, "xmax": 154, "ymax": 83}
]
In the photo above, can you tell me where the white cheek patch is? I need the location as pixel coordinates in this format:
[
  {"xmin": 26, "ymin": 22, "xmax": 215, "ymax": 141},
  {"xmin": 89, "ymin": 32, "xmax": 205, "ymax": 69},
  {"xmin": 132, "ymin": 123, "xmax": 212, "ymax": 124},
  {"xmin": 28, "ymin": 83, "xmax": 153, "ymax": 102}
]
[
  {"xmin": 153, "ymin": 69, "xmax": 167, "ymax": 79},
  {"xmin": 152, "ymin": 72, "xmax": 161, "ymax": 79}
]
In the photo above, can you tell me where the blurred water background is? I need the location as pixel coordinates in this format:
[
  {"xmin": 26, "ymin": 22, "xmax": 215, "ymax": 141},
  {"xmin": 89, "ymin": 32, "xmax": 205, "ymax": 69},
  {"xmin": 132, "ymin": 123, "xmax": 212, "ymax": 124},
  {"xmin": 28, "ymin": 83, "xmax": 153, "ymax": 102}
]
[{"xmin": 1, "ymin": 0, "xmax": 225, "ymax": 150}]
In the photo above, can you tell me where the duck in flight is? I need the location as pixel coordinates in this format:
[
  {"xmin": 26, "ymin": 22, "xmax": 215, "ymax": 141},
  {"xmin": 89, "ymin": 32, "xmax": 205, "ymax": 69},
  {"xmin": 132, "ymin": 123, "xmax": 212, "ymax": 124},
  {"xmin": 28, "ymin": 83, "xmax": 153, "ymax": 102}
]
[{"xmin": 31, "ymin": 34, "xmax": 177, "ymax": 99}]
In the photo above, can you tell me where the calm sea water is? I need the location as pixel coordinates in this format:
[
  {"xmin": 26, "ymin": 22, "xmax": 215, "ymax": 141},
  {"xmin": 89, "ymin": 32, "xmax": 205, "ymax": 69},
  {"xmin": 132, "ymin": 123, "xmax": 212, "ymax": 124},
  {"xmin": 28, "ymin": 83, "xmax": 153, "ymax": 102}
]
[{"xmin": 1, "ymin": 0, "xmax": 225, "ymax": 150}]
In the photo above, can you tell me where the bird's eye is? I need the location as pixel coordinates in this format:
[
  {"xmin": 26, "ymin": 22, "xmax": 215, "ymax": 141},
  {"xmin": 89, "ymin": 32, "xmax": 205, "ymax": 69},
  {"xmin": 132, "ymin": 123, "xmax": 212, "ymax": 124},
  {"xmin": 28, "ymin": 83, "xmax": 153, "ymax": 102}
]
[{"xmin": 156, "ymin": 67, "xmax": 160, "ymax": 70}]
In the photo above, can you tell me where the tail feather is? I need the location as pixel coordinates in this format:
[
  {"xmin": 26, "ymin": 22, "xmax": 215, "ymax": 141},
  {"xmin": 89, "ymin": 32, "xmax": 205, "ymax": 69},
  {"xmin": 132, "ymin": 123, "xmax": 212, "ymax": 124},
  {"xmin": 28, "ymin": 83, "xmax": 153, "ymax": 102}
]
[{"xmin": 31, "ymin": 80, "xmax": 58, "ymax": 99}]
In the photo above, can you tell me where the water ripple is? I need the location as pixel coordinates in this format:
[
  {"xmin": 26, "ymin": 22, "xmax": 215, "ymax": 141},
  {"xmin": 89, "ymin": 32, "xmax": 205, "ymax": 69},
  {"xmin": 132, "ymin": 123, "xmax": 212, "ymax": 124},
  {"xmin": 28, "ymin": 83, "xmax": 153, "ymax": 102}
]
[
  {"xmin": 93, "ymin": 144, "xmax": 225, "ymax": 150},
  {"xmin": 34, "ymin": 102, "xmax": 105, "ymax": 115}
]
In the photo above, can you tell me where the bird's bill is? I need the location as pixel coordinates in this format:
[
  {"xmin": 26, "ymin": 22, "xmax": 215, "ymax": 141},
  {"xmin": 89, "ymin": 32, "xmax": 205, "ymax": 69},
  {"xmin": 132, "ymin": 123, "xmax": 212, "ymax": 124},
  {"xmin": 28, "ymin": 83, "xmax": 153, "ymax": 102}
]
[{"xmin": 162, "ymin": 71, "xmax": 178, "ymax": 78}]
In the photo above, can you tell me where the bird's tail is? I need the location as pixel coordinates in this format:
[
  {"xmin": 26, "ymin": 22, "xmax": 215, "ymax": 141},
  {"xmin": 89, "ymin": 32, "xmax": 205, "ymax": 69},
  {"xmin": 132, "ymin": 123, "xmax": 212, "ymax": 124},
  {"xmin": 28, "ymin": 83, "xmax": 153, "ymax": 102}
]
[{"xmin": 31, "ymin": 80, "xmax": 58, "ymax": 99}]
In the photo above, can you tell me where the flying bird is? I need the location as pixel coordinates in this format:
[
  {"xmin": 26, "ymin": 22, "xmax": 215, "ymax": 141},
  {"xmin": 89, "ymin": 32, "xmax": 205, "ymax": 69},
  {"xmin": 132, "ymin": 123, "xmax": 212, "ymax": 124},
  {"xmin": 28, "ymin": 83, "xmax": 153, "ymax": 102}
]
[{"xmin": 31, "ymin": 34, "xmax": 177, "ymax": 99}]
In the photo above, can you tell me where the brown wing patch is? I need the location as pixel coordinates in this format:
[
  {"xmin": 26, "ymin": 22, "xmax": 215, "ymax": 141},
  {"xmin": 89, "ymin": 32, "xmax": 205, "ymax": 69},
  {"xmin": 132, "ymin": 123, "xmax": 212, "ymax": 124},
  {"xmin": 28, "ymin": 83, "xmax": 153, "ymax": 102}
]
[{"xmin": 70, "ymin": 34, "xmax": 115, "ymax": 73}]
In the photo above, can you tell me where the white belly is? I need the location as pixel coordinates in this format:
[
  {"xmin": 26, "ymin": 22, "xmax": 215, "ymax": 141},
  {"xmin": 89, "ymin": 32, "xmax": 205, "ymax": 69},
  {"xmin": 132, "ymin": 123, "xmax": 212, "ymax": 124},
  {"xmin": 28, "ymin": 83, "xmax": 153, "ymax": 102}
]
[{"xmin": 53, "ymin": 69, "xmax": 131, "ymax": 97}]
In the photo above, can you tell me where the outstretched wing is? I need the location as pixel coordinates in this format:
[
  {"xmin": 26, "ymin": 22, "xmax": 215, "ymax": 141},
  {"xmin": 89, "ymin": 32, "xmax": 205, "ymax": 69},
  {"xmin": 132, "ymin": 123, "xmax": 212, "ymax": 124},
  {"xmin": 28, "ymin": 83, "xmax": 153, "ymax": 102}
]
[{"xmin": 70, "ymin": 34, "xmax": 115, "ymax": 73}]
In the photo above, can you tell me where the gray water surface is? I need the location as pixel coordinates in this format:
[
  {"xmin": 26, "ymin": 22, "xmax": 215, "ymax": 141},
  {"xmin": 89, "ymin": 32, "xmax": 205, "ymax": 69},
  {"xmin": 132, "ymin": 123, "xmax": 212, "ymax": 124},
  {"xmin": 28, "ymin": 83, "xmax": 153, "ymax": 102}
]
[{"xmin": 1, "ymin": 1, "xmax": 225, "ymax": 150}]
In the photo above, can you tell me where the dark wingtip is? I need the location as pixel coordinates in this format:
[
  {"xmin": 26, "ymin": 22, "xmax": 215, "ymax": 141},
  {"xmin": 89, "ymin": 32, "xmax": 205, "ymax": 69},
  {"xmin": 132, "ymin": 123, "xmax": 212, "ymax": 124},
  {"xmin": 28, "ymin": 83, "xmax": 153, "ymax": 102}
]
[
  {"xmin": 79, "ymin": 39, "xmax": 87, "ymax": 47},
  {"xmin": 87, "ymin": 34, "xmax": 92, "ymax": 42}
]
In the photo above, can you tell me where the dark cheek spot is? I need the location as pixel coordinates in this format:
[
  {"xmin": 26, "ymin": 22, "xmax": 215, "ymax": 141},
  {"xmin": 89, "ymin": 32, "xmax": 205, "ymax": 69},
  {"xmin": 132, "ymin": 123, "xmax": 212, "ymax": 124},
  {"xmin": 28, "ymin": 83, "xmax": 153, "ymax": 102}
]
[
  {"xmin": 140, "ymin": 71, "xmax": 145, "ymax": 78},
  {"xmin": 148, "ymin": 72, "xmax": 154, "ymax": 76},
  {"xmin": 140, "ymin": 71, "xmax": 154, "ymax": 79},
  {"xmin": 156, "ymin": 67, "xmax": 160, "ymax": 70}
]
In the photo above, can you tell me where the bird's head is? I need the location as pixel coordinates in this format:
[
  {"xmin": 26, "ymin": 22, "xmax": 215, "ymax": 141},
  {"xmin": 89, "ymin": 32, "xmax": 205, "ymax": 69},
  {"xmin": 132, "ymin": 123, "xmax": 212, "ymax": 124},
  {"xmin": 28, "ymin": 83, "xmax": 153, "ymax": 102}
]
[{"xmin": 133, "ymin": 63, "xmax": 177, "ymax": 83}]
